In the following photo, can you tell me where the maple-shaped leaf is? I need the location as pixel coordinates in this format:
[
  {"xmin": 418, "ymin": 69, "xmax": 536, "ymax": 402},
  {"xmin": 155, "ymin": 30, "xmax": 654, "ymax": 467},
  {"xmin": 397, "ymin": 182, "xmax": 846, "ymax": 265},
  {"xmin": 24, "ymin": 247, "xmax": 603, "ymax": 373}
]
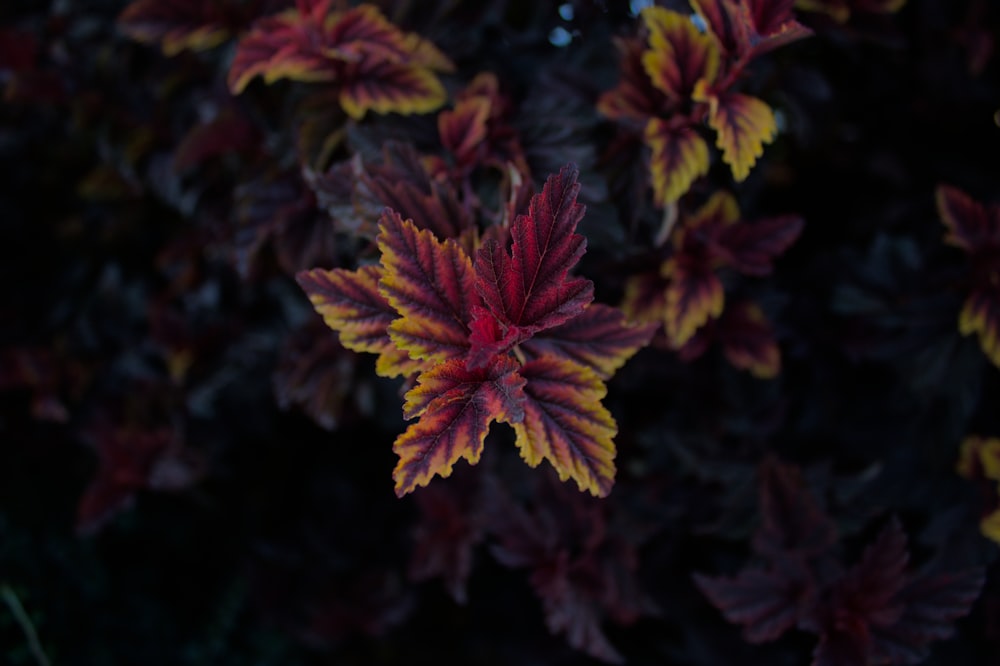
[
  {"xmin": 513, "ymin": 357, "xmax": 618, "ymax": 497},
  {"xmin": 644, "ymin": 119, "xmax": 710, "ymax": 206},
  {"xmin": 392, "ymin": 357, "xmax": 525, "ymax": 496},
  {"xmin": 469, "ymin": 164, "xmax": 594, "ymax": 365},
  {"xmin": 118, "ymin": 0, "xmax": 241, "ymax": 56},
  {"xmin": 521, "ymin": 304, "xmax": 657, "ymax": 381},
  {"xmin": 377, "ymin": 209, "xmax": 476, "ymax": 364},
  {"xmin": 695, "ymin": 564, "xmax": 813, "ymax": 643},
  {"xmin": 296, "ymin": 264, "xmax": 419, "ymax": 378},
  {"xmin": 695, "ymin": 82, "xmax": 778, "ymax": 182},
  {"xmin": 640, "ymin": 6, "xmax": 721, "ymax": 101},
  {"xmin": 716, "ymin": 213, "xmax": 805, "ymax": 275}
]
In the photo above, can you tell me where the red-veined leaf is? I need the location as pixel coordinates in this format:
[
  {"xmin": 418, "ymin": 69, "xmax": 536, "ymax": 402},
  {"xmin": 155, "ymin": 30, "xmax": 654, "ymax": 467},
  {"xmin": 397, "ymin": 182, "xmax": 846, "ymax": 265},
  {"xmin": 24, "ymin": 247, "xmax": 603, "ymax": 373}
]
[
  {"xmin": 689, "ymin": 0, "xmax": 752, "ymax": 56},
  {"xmin": 392, "ymin": 357, "xmax": 525, "ymax": 496},
  {"xmin": 513, "ymin": 357, "xmax": 618, "ymax": 498},
  {"xmin": 716, "ymin": 214, "xmax": 804, "ymax": 275},
  {"xmin": 695, "ymin": 83, "xmax": 778, "ymax": 182},
  {"xmin": 834, "ymin": 518, "xmax": 909, "ymax": 634},
  {"xmin": 662, "ymin": 254, "xmax": 724, "ymax": 347},
  {"xmin": 521, "ymin": 304, "xmax": 656, "ymax": 381},
  {"xmin": 439, "ymin": 96, "xmax": 491, "ymax": 167},
  {"xmin": 870, "ymin": 566, "xmax": 985, "ymax": 665},
  {"xmin": 645, "ymin": 120, "xmax": 711, "ymax": 206},
  {"xmin": 337, "ymin": 56, "xmax": 448, "ymax": 119},
  {"xmin": 621, "ymin": 272, "xmax": 669, "ymax": 326},
  {"xmin": 118, "ymin": 0, "xmax": 238, "ymax": 56},
  {"xmin": 469, "ymin": 164, "xmax": 594, "ymax": 365},
  {"xmin": 753, "ymin": 458, "xmax": 838, "ymax": 559},
  {"xmin": 695, "ymin": 565, "xmax": 811, "ymax": 643},
  {"xmin": 377, "ymin": 209, "xmax": 476, "ymax": 364},
  {"xmin": 296, "ymin": 265, "xmax": 418, "ymax": 378},
  {"xmin": 641, "ymin": 7, "xmax": 721, "ymax": 100},
  {"xmin": 720, "ymin": 302, "xmax": 782, "ymax": 378},
  {"xmin": 228, "ymin": 9, "xmax": 334, "ymax": 93},
  {"xmin": 936, "ymin": 184, "xmax": 1000, "ymax": 252},
  {"xmin": 959, "ymin": 283, "xmax": 1000, "ymax": 368},
  {"xmin": 173, "ymin": 107, "xmax": 259, "ymax": 171},
  {"xmin": 597, "ymin": 37, "xmax": 668, "ymax": 124}
]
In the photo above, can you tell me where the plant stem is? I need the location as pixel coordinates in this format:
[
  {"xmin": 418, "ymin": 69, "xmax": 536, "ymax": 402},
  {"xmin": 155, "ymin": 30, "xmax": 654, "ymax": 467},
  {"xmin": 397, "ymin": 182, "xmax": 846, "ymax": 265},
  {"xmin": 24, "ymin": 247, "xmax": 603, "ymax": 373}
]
[{"xmin": 1, "ymin": 584, "xmax": 52, "ymax": 666}]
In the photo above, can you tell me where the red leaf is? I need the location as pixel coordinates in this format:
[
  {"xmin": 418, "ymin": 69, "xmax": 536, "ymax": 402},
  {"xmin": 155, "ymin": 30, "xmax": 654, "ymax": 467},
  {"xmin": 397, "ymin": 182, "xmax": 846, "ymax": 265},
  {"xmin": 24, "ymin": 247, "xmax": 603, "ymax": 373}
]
[
  {"xmin": 470, "ymin": 164, "xmax": 594, "ymax": 365},
  {"xmin": 173, "ymin": 107, "xmax": 259, "ymax": 171},
  {"xmin": 753, "ymin": 458, "xmax": 838, "ymax": 559},
  {"xmin": 597, "ymin": 36, "xmax": 669, "ymax": 124},
  {"xmin": 376, "ymin": 209, "xmax": 476, "ymax": 364},
  {"xmin": 118, "ymin": 0, "xmax": 239, "ymax": 56},
  {"xmin": 392, "ymin": 357, "xmax": 525, "ymax": 496},
  {"xmin": 716, "ymin": 214, "xmax": 804, "ymax": 276},
  {"xmin": 513, "ymin": 358, "xmax": 618, "ymax": 498},
  {"xmin": 835, "ymin": 518, "xmax": 909, "ymax": 630},
  {"xmin": 870, "ymin": 567, "xmax": 985, "ymax": 664},
  {"xmin": 719, "ymin": 302, "xmax": 782, "ymax": 378},
  {"xmin": 689, "ymin": 0, "xmax": 753, "ymax": 56},
  {"xmin": 521, "ymin": 303, "xmax": 656, "ymax": 381},
  {"xmin": 337, "ymin": 56, "xmax": 448, "ymax": 119},
  {"xmin": 438, "ymin": 96, "xmax": 491, "ymax": 168},
  {"xmin": 936, "ymin": 184, "xmax": 1000, "ymax": 253},
  {"xmin": 296, "ymin": 265, "xmax": 418, "ymax": 378},
  {"xmin": 695, "ymin": 565, "xmax": 812, "ymax": 643}
]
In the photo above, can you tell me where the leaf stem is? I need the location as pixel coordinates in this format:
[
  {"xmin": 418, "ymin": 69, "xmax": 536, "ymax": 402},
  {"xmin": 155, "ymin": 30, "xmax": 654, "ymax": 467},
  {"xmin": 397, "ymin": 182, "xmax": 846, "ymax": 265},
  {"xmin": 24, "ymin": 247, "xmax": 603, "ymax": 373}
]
[{"xmin": 1, "ymin": 584, "xmax": 52, "ymax": 666}]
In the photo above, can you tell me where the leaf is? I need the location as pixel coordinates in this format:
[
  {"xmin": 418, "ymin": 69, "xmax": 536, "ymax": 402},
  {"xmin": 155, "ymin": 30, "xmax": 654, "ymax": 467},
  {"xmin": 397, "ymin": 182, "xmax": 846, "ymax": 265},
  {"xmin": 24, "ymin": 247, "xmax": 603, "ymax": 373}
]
[
  {"xmin": 296, "ymin": 265, "xmax": 417, "ymax": 378},
  {"xmin": 644, "ymin": 119, "xmax": 710, "ymax": 205},
  {"xmin": 377, "ymin": 209, "xmax": 476, "ymax": 364},
  {"xmin": 513, "ymin": 357, "xmax": 618, "ymax": 498},
  {"xmin": 716, "ymin": 214, "xmax": 804, "ymax": 276},
  {"xmin": 753, "ymin": 458, "xmax": 838, "ymax": 559},
  {"xmin": 118, "ymin": 0, "xmax": 238, "ymax": 56},
  {"xmin": 640, "ymin": 7, "xmax": 720, "ymax": 100},
  {"xmin": 662, "ymin": 254, "xmax": 725, "ymax": 347},
  {"xmin": 392, "ymin": 357, "xmax": 525, "ymax": 496},
  {"xmin": 936, "ymin": 184, "xmax": 1000, "ymax": 253},
  {"xmin": 439, "ymin": 96, "xmax": 491, "ymax": 167},
  {"xmin": 719, "ymin": 302, "xmax": 782, "ymax": 378},
  {"xmin": 695, "ymin": 83, "xmax": 778, "ymax": 182},
  {"xmin": 870, "ymin": 567, "xmax": 985, "ymax": 664},
  {"xmin": 173, "ymin": 108, "xmax": 259, "ymax": 171},
  {"xmin": 689, "ymin": 0, "xmax": 752, "ymax": 56},
  {"xmin": 337, "ymin": 56, "xmax": 448, "ymax": 119},
  {"xmin": 597, "ymin": 37, "xmax": 669, "ymax": 123},
  {"xmin": 959, "ymin": 283, "xmax": 1000, "ymax": 368},
  {"xmin": 409, "ymin": 479, "xmax": 485, "ymax": 604},
  {"xmin": 469, "ymin": 164, "xmax": 594, "ymax": 365},
  {"xmin": 695, "ymin": 566, "xmax": 811, "ymax": 643},
  {"xmin": 521, "ymin": 304, "xmax": 656, "ymax": 381},
  {"xmin": 228, "ymin": 2, "xmax": 451, "ymax": 119},
  {"xmin": 835, "ymin": 518, "xmax": 909, "ymax": 630}
]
